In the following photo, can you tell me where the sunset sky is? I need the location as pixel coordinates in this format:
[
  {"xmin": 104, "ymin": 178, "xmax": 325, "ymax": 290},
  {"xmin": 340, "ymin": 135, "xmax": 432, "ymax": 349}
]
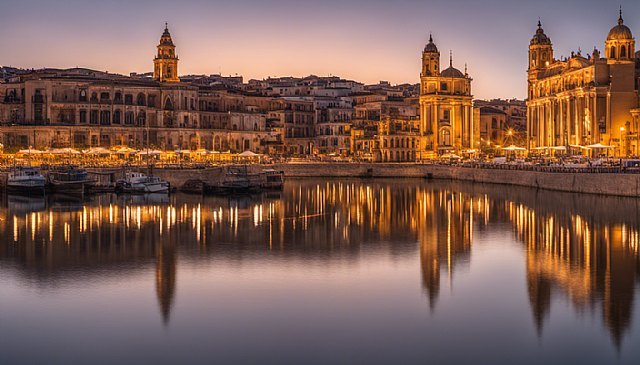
[{"xmin": 1, "ymin": 0, "xmax": 638, "ymax": 99}]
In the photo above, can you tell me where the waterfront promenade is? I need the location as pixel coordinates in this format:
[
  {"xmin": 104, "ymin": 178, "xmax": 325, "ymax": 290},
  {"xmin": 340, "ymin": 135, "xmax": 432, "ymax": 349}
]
[
  {"xmin": 2, "ymin": 163, "xmax": 639, "ymax": 197},
  {"xmin": 143, "ymin": 163, "xmax": 640, "ymax": 198}
]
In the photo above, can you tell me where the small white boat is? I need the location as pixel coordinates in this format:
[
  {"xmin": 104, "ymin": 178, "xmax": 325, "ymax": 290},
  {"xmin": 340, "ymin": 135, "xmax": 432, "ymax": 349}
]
[
  {"xmin": 7, "ymin": 167, "xmax": 46, "ymax": 195},
  {"xmin": 116, "ymin": 172, "xmax": 170, "ymax": 194}
]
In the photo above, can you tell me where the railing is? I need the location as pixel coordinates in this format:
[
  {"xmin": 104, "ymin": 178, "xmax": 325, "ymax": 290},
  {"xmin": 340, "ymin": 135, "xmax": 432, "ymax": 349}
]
[{"xmin": 459, "ymin": 162, "xmax": 639, "ymax": 174}]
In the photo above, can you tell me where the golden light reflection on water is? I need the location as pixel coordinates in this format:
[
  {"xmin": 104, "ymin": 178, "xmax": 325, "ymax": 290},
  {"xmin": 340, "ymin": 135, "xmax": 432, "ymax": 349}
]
[{"xmin": 0, "ymin": 182, "xmax": 639, "ymax": 345}]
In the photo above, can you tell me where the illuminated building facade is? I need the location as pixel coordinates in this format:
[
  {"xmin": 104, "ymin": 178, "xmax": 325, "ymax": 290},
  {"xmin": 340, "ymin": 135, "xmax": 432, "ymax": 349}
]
[
  {"xmin": 0, "ymin": 25, "xmax": 282, "ymax": 153},
  {"xmin": 527, "ymin": 13, "xmax": 640, "ymax": 155},
  {"xmin": 419, "ymin": 35, "xmax": 476, "ymax": 156}
]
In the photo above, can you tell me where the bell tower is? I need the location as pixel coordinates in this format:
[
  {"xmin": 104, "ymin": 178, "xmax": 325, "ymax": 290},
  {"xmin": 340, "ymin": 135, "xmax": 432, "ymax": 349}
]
[
  {"xmin": 529, "ymin": 20, "xmax": 553, "ymax": 71},
  {"xmin": 154, "ymin": 23, "xmax": 180, "ymax": 82},
  {"xmin": 422, "ymin": 34, "xmax": 440, "ymax": 77}
]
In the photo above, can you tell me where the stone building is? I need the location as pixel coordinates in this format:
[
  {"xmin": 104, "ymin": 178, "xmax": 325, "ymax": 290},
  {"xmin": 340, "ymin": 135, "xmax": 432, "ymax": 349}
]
[
  {"xmin": 0, "ymin": 25, "xmax": 282, "ymax": 154},
  {"xmin": 419, "ymin": 35, "xmax": 476, "ymax": 156},
  {"xmin": 527, "ymin": 12, "xmax": 640, "ymax": 156},
  {"xmin": 478, "ymin": 106, "xmax": 508, "ymax": 146}
]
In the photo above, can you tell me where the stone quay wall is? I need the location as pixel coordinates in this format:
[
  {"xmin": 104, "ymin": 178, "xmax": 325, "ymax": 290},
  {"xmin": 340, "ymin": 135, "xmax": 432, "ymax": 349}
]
[
  {"xmin": 270, "ymin": 163, "xmax": 640, "ymax": 198},
  {"xmin": 1, "ymin": 164, "xmax": 638, "ymax": 197}
]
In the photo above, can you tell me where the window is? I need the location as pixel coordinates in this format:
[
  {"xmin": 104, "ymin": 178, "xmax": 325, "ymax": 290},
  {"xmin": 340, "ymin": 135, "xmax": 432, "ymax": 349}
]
[
  {"xmin": 79, "ymin": 90, "xmax": 87, "ymax": 102},
  {"xmin": 610, "ymin": 47, "xmax": 616, "ymax": 59},
  {"xmin": 440, "ymin": 128, "xmax": 451, "ymax": 146},
  {"xmin": 90, "ymin": 110, "xmax": 99, "ymax": 124},
  {"xmin": 125, "ymin": 94, "xmax": 133, "ymax": 105},
  {"xmin": 137, "ymin": 111, "xmax": 146, "ymax": 126},
  {"xmin": 148, "ymin": 95, "xmax": 156, "ymax": 108},
  {"xmin": 125, "ymin": 111, "xmax": 134, "ymax": 125},
  {"xmin": 443, "ymin": 110, "xmax": 451, "ymax": 121},
  {"xmin": 113, "ymin": 110, "xmax": 121, "ymax": 124},
  {"xmin": 100, "ymin": 92, "xmax": 110, "ymax": 101},
  {"xmin": 441, "ymin": 82, "xmax": 448, "ymax": 91},
  {"xmin": 621, "ymin": 46, "xmax": 627, "ymax": 58},
  {"xmin": 164, "ymin": 97, "xmax": 174, "ymax": 110},
  {"xmin": 137, "ymin": 93, "xmax": 146, "ymax": 106},
  {"xmin": 114, "ymin": 92, "xmax": 123, "ymax": 103},
  {"xmin": 100, "ymin": 110, "xmax": 110, "ymax": 125}
]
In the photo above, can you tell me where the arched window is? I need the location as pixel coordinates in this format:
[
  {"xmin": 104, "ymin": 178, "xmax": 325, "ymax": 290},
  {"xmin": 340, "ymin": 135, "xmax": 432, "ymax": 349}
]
[
  {"xmin": 610, "ymin": 47, "xmax": 616, "ymax": 59},
  {"xmin": 79, "ymin": 90, "xmax": 87, "ymax": 102},
  {"xmin": 114, "ymin": 92, "xmax": 122, "ymax": 103},
  {"xmin": 253, "ymin": 123, "xmax": 258, "ymax": 131},
  {"xmin": 621, "ymin": 46, "xmax": 627, "ymax": 58},
  {"xmin": 164, "ymin": 97, "xmax": 174, "ymax": 110},
  {"xmin": 439, "ymin": 128, "xmax": 451, "ymax": 146}
]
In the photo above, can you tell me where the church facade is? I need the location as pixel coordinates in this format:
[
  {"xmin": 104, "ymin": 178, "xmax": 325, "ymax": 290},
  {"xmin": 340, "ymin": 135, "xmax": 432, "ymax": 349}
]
[
  {"xmin": 527, "ymin": 12, "xmax": 640, "ymax": 156},
  {"xmin": 419, "ymin": 35, "xmax": 477, "ymax": 156}
]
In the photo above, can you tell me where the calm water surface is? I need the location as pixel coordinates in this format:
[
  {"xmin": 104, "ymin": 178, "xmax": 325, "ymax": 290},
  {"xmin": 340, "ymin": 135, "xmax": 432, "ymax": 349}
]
[{"xmin": 1, "ymin": 180, "xmax": 639, "ymax": 364}]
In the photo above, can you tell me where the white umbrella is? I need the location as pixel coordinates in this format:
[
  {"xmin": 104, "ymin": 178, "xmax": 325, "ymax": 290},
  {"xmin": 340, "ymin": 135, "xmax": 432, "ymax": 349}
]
[
  {"xmin": 17, "ymin": 148, "xmax": 43, "ymax": 155},
  {"xmin": 238, "ymin": 150, "xmax": 261, "ymax": 157},
  {"xmin": 111, "ymin": 146, "xmax": 138, "ymax": 154},
  {"xmin": 502, "ymin": 145, "xmax": 527, "ymax": 151},
  {"xmin": 83, "ymin": 147, "xmax": 112, "ymax": 155},
  {"xmin": 586, "ymin": 143, "xmax": 615, "ymax": 149},
  {"xmin": 137, "ymin": 149, "xmax": 163, "ymax": 156},
  {"xmin": 48, "ymin": 147, "xmax": 81, "ymax": 155}
]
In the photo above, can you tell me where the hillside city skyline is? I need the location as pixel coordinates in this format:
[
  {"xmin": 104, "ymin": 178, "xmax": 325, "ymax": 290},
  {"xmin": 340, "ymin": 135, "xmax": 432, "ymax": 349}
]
[{"xmin": 2, "ymin": 0, "xmax": 640, "ymax": 100}]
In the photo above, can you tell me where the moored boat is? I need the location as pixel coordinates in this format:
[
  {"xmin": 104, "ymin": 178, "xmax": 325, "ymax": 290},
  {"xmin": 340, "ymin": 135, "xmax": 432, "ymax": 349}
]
[
  {"xmin": 6, "ymin": 167, "xmax": 46, "ymax": 195},
  {"xmin": 47, "ymin": 166, "xmax": 96, "ymax": 195},
  {"xmin": 116, "ymin": 171, "xmax": 170, "ymax": 194},
  {"xmin": 261, "ymin": 169, "xmax": 284, "ymax": 190}
]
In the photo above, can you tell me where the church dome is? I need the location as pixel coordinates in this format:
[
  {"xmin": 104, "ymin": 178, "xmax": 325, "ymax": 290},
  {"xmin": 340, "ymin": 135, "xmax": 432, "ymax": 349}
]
[
  {"xmin": 607, "ymin": 12, "xmax": 633, "ymax": 40},
  {"xmin": 441, "ymin": 66, "xmax": 464, "ymax": 78},
  {"xmin": 424, "ymin": 34, "xmax": 439, "ymax": 53},
  {"xmin": 531, "ymin": 21, "xmax": 551, "ymax": 46}
]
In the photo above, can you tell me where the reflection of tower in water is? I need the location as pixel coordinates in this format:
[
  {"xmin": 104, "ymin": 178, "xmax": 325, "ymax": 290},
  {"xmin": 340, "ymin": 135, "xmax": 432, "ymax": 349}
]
[
  {"xmin": 419, "ymin": 191, "xmax": 483, "ymax": 310},
  {"xmin": 156, "ymin": 241, "xmax": 177, "ymax": 325},
  {"xmin": 510, "ymin": 202, "xmax": 640, "ymax": 347}
]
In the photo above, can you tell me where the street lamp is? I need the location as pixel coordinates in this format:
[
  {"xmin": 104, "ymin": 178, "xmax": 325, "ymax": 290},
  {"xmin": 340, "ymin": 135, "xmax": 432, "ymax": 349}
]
[{"xmin": 620, "ymin": 126, "xmax": 626, "ymax": 157}]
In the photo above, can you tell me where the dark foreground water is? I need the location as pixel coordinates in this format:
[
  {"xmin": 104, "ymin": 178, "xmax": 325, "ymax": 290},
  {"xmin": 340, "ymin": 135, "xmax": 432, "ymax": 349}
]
[{"xmin": 1, "ymin": 180, "xmax": 639, "ymax": 365}]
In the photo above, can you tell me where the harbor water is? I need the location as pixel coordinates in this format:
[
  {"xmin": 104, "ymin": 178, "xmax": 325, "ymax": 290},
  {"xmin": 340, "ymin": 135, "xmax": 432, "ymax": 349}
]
[{"xmin": 0, "ymin": 179, "xmax": 639, "ymax": 364}]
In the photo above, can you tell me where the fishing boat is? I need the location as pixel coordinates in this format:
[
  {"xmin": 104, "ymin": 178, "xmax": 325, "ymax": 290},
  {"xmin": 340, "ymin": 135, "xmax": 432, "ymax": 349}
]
[
  {"xmin": 47, "ymin": 166, "xmax": 96, "ymax": 195},
  {"xmin": 116, "ymin": 171, "xmax": 170, "ymax": 194},
  {"xmin": 261, "ymin": 169, "xmax": 284, "ymax": 190},
  {"xmin": 215, "ymin": 165, "xmax": 263, "ymax": 193},
  {"xmin": 6, "ymin": 167, "xmax": 46, "ymax": 195}
]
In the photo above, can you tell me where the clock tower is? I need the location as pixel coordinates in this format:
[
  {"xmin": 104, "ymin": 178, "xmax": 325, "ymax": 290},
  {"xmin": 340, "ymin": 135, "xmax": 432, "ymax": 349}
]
[{"xmin": 154, "ymin": 23, "xmax": 180, "ymax": 82}]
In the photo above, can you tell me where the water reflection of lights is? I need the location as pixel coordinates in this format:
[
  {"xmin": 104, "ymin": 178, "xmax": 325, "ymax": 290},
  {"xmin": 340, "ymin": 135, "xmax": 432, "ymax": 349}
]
[{"xmin": 1, "ymin": 183, "xmax": 638, "ymax": 343}]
